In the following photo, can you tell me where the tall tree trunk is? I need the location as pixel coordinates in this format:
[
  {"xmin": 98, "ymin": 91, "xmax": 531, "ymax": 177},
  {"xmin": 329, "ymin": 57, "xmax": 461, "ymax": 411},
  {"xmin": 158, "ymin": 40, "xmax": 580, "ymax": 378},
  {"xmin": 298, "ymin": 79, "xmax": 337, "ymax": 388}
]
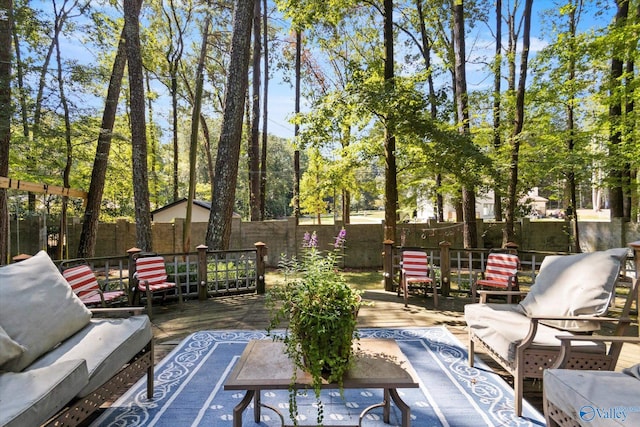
[
  {"xmin": 504, "ymin": 0, "xmax": 533, "ymax": 244},
  {"xmin": 259, "ymin": 0, "xmax": 268, "ymax": 220},
  {"xmin": 609, "ymin": 0, "xmax": 628, "ymax": 219},
  {"xmin": 206, "ymin": 0, "xmax": 254, "ymax": 250},
  {"xmin": 293, "ymin": 29, "xmax": 301, "ymax": 223},
  {"xmin": 55, "ymin": 24, "xmax": 71, "ymax": 260},
  {"xmin": 185, "ymin": 14, "xmax": 210, "ymax": 253},
  {"xmin": 162, "ymin": 0, "xmax": 188, "ymax": 203},
  {"xmin": 171, "ymin": 72, "xmax": 180, "ymax": 201},
  {"xmin": 453, "ymin": 0, "xmax": 477, "ymax": 248},
  {"xmin": 383, "ymin": 0, "xmax": 398, "ymax": 242},
  {"xmin": 567, "ymin": 2, "xmax": 581, "ymax": 252},
  {"xmin": 493, "ymin": 0, "xmax": 503, "ymax": 222},
  {"xmin": 77, "ymin": 2, "xmax": 140, "ymax": 258},
  {"xmin": 124, "ymin": 0, "xmax": 152, "ymax": 252},
  {"xmin": 341, "ymin": 125, "xmax": 351, "ymax": 224},
  {"xmin": 0, "ymin": 0, "xmax": 12, "ymax": 265},
  {"xmin": 415, "ymin": 0, "xmax": 442, "ymax": 222},
  {"xmin": 145, "ymin": 68, "xmax": 158, "ymax": 209},
  {"xmin": 12, "ymin": 20, "xmax": 28, "ymax": 140},
  {"xmin": 249, "ymin": 0, "xmax": 261, "ymax": 221}
]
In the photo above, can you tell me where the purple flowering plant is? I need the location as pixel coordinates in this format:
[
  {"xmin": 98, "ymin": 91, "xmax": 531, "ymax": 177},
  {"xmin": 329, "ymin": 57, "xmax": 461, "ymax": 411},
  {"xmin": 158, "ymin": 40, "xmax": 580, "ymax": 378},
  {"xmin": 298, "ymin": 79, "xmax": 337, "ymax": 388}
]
[{"xmin": 266, "ymin": 228, "xmax": 362, "ymax": 426}]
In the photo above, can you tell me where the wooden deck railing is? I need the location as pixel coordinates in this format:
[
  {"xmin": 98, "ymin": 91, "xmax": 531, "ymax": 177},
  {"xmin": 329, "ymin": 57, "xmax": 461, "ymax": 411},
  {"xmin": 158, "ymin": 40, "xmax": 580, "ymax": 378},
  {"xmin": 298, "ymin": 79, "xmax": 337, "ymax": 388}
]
[
  {"xmin": 57, "ymin": 242, "xmax": 268, "ymax": 302},
  {"xmin": 382, "ymin": 241, "xmax": 638, "ymax": 298}
]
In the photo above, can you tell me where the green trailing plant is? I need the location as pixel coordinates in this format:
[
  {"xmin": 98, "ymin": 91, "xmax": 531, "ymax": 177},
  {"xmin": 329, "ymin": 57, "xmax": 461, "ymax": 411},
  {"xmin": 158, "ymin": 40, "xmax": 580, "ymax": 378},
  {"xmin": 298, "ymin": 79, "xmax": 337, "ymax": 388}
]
[{"xmin": 266, "ymin": 229, "xmax": 363, "ymax": 426}]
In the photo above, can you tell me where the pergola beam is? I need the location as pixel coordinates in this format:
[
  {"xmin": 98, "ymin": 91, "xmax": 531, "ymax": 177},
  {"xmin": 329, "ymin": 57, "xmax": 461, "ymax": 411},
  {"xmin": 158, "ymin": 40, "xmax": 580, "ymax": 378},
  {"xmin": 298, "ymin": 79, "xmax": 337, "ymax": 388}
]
[{"xmin": 0, "ymin": 177, "xmax": 88, "ymax": 200}]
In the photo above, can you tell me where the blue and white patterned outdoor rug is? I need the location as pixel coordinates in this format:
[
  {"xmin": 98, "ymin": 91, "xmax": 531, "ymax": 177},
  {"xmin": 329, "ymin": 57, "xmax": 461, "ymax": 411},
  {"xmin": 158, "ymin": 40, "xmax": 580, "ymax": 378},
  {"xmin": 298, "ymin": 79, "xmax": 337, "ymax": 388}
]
[{"xmin": 92, "ymin": 327, "xmax": 545, "ymax": 426}]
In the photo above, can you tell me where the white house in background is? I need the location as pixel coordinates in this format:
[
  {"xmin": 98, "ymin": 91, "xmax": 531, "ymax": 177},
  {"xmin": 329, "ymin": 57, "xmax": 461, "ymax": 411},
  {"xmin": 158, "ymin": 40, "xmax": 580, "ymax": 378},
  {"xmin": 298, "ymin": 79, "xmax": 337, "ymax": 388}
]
[
  {"xmin": 151, "ymin": 198, "xmax": 241, "ymax": 223},
  {"xmin": 416, "ymin": 187, "xmax": 548, "ymax": 221}
]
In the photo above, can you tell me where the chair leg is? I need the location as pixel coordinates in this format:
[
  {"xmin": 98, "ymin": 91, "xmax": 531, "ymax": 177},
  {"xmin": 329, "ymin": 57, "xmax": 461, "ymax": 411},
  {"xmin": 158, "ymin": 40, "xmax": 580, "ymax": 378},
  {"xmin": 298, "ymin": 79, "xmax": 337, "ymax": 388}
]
[
  {"xmin": 147, "ymin": 340, "xmax": 155, "ymax": 399},
  {"xmin": 145, "ymin": 282, "xmax": 153, "ymax": 319},
  {"xmin": 468, "ymin": 336, "xmax": 475, "ymax": 367},
  {"xmin": 432, "ymin": 282, "xmax": 438, "ymax": 308},
  {"xmin": 402, "ymin": 278, "xmax": 408, "ymax": 308},
  {"xmin": 514, "ymin": 368, "xmax": 524, "ymax": 417}
]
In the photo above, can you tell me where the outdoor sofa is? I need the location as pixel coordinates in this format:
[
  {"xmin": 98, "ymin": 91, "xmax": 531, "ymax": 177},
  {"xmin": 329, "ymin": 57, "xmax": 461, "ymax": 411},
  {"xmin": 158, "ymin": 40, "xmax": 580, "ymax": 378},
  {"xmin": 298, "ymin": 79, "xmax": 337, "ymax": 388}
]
[
  {"xmin": 0, "ymin": 251, "xmax": 154, "ymax": 427},
  {"xmin": 464, "ymin": 247, "xmax": 637, "ymax": 416}
]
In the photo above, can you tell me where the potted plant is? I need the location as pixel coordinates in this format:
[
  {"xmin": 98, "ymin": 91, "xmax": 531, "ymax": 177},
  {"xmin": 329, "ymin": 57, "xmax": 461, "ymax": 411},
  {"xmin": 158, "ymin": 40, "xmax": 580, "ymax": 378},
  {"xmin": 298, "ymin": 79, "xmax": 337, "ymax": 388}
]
[{"xmin": 266, "ymin": 229, "xmax": 363, "ymax": 426}]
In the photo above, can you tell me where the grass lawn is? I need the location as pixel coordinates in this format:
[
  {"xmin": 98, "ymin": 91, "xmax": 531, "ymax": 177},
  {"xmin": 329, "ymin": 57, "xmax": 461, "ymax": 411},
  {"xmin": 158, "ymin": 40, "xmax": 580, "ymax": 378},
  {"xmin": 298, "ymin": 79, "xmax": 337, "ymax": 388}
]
[{"xmin": 266, "ymin": 268, "xmax": 385, "ymax": 291}]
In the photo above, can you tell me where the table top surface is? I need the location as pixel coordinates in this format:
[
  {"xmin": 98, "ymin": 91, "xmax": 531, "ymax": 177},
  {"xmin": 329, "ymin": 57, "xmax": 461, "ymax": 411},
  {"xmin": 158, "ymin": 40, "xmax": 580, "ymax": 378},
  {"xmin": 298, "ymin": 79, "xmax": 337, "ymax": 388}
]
[{"xmin": 224, "ymin": 338, "xmax": 420, "ymax": 390}]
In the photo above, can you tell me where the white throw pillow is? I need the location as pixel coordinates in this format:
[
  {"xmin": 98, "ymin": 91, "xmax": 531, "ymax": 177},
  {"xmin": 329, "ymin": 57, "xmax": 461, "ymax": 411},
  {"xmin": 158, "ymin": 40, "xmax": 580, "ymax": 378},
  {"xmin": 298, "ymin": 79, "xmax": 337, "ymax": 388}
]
[
  {"xmin": 518, "ymin": 248, "xmax": 627, "ymax": 331},
  {"xmin": 0, "ymin": 325, "xmax": 26, "ymax": 368},
  {"xmin": 0, "ymin": 251, "xmax": 92, "ymax": 371}
]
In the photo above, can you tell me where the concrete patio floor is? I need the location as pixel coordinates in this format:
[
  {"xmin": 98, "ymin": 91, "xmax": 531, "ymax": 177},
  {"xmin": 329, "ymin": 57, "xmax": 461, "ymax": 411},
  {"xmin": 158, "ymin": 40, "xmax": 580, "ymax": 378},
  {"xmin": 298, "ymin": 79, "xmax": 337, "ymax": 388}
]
[{"xmin": 145, "ymin": 288, "xmax": 639, "ymax": 417}]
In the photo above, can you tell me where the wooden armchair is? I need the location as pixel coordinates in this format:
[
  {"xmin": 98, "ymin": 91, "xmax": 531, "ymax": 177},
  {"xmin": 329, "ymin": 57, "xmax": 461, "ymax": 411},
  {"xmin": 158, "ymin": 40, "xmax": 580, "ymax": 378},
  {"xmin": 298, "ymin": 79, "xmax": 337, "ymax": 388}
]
[{"xmin": 465, "ymin": 248, "xmax": 637, "ymax": 417}]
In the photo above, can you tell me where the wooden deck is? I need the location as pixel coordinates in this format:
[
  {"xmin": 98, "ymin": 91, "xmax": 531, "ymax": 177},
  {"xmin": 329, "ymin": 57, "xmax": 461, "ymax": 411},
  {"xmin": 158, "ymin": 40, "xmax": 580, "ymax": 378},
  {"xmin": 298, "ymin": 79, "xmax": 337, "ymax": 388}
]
[{"xmin": 146, "ymin": 288, "xmax": 639, "ymax": 417}]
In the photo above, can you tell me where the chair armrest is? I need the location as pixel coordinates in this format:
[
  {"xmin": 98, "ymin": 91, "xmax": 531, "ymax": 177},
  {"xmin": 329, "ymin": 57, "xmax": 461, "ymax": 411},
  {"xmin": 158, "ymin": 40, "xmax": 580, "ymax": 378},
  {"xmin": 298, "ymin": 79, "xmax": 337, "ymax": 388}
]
[
  {"xmin": 553, "ymin": 334, "xmax": 640, "ymax": 368},
  {"xmin": 529, "ymin": 315, "xmax": 630, "ymax": 323},
  {"xmin": 555, "ymin": 335, "xmax": 640, "ymax": 344},
  {"xmin": 90, "ymin": 307, "xmax": 146, "ymax": 317},
  {"xmin": 478, "ymin": 290, "xmax": 528, "ymax": 303},
  {"xmin": 516, "ymin": 316, "xmax": 631, "ymax": 352}
]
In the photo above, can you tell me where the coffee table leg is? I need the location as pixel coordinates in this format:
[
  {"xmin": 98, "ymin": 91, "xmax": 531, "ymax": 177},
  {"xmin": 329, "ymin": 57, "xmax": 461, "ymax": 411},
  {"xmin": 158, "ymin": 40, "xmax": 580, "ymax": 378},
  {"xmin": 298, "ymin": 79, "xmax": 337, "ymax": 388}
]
[
  {"xmin": 234, "ymin": 390, "xmax": 254, "ymax": 427},
  {"xmin": 383, "ymin": 389, "xmax": 391, "ymax": 423},
  {"xmin": 388, "ymin": 388, "xmax": 410, "ymax": 427},
  {"xmin": 254, "ymin": 389, "xmax": 261, "ymax": 422}
]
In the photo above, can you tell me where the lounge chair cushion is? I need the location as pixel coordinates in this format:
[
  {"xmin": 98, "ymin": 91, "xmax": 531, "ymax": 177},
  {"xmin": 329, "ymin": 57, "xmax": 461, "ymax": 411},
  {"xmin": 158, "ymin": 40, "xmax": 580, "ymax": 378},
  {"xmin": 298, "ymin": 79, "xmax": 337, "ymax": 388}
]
[
  {"xmin": 0, "ymin": 325, "xmax": 26, "ymax": 367},
  {"xmin": 623, "ymin": 363, "xmax": 640, "ymax": 380},
  {"xmin": 518, "ymin": 248, "xmax": 627, "ymax": 331},
  {"xmin": 0, "ymin": 251, "xmax": 92, "ymax": 372},
  {"xmin": 27, "ymin": 315, "xmax": 152, "ymax": 397},
  {"xmin": 0, "ymin": 359, "xmax": 88, "ymax": 427},
  {"xmin": 464, "ymin": 303, "xmax": 605, "ymax": 365},
  {"xmin": 544, "ymin": 367, "xmax": 640, "ymax": 426}
]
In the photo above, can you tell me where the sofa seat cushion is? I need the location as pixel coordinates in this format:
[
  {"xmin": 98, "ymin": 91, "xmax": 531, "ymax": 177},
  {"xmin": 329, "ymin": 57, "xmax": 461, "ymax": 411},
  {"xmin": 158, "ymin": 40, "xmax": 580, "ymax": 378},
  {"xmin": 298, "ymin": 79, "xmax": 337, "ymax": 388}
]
[
  {"xmin": 0, "ymin": 360, "xmax": 88, "ymax": 427},
  {"xmin": 0, "ymin": 251, "xmax": 92, "ymax": 372},
  {"xmin": 518, "ymin": 248, "xmax": 627, "ymax": 331},
  {"xmin": 27, "ymin": 315, "xmax": 151, "ymax": 397},
  {"xmin": 464, "ymin": 303, "xmax": 605, "ymax": 365},
  {"xmin": 544, "ymin": 368, "xmax": 640, "ymax": 426}
]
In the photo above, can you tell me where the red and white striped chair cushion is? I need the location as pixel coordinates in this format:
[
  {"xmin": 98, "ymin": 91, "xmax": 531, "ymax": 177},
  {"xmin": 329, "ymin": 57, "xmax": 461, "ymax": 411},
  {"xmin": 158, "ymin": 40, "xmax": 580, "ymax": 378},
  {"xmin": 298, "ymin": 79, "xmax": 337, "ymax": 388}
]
[
  {"xmin": 401, "ymin": 250, "xmax": 432, "ymax": 283},
  {"xmin": 63, "ymin": 265, "xmax": 102, "ymax": 300},
  {"xmin": 62, "ymin": 265, "xmax": 125, "ymax": 306},
  {"xmin": 477, "ymin": 253, "xmax": 519, "ymax": 288},
  {"xmin": 135, "ymin": 256, "xmax": 175, "ymax": 291}
]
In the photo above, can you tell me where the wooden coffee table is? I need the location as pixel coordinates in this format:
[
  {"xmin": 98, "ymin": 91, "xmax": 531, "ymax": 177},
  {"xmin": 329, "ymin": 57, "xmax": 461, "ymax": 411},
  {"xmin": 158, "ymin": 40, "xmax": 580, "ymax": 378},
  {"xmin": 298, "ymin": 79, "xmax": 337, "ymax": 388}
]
[{"xmin": 224, "ymin": 338, "xmax": 420, "ymax": 427}]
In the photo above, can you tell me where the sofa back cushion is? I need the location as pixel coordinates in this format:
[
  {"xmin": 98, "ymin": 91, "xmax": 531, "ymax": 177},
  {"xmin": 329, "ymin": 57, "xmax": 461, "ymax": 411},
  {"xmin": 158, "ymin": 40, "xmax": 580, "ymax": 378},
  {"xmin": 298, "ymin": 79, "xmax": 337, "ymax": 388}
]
[
  {"xmin": 0, "ymin": 325, "xmax": 26, "ymax": 368},
  {"xmin": 0, "ymin": 251, "xmax": 92, "ymax": 371},
  {"xmin": 518, "ymin": 248, "xmax": 627, "ymax": 331}
]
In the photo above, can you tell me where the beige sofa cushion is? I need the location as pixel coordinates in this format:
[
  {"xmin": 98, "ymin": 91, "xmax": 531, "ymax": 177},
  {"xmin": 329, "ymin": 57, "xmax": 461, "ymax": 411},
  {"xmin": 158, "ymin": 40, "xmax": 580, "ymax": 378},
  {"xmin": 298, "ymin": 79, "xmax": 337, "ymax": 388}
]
[
  {"xmin": 27, "ymin": 315, "xmax": 152, "ymax": 397},
  {"xmin": 0, "ymin": 359, "xmax": 88, "ymax": 427},
  {"xmin": 544, "ymin": 368, "xmax": 640, "ymax": 426},
  {"xmin": 518, "ymin": 248, "xmax": 627, "ymax": 331},
  {"xmin": 464, "ymin": 303, "xmax": 605, "ymax": 365},
  {"xmin": 0, "ymin": 251, "xmax": 92, "ymax": 372},
  {"xmin": 0, "ymin": 325, "xmax": 26, "ymax": 367}
]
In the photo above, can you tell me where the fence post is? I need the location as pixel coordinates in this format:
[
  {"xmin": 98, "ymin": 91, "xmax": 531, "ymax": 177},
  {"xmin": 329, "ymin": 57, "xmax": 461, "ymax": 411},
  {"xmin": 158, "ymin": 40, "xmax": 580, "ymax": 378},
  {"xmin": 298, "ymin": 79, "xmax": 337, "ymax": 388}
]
[
  {"xmin": 197, "ymin": 245, "xmax": 208, "ymax": 301},
  {"xmin": 439, "ymin": 241, "xmax": 451, "ymax": 297},
  {"xmin": 383, "ymin": 240, "xmax": 394, "ymax": 292},
  {"xmin": 126, "ymin": 247, "xmax": 141, "ymax": 304},
  {"xmin": 255, "ymin": 242, "xmax": 267, "ymax": 294}
]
